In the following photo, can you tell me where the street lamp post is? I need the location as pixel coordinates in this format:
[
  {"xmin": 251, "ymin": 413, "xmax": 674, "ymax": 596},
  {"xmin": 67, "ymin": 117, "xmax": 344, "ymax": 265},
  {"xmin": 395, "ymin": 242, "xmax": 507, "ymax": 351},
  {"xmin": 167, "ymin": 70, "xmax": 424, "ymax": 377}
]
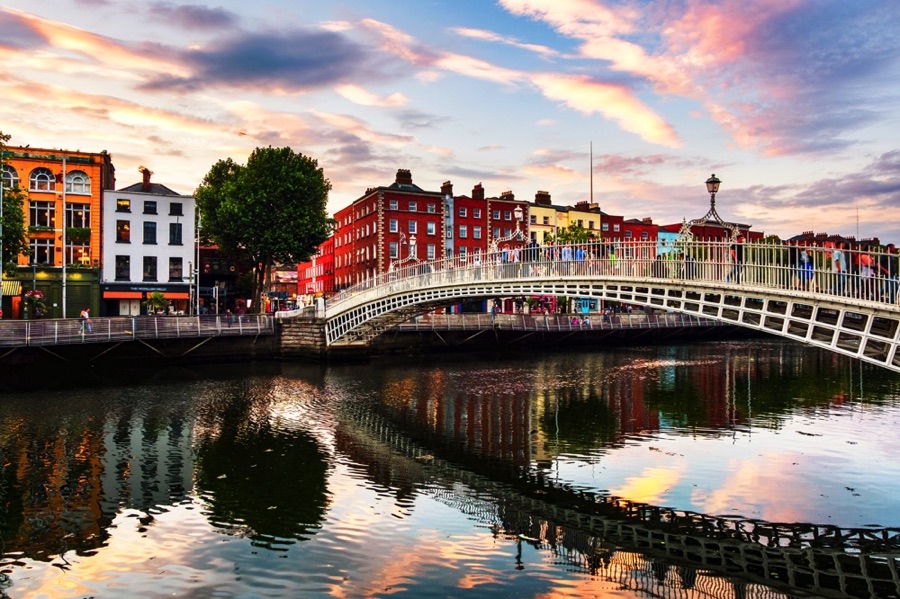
[
  {"xmin": 678, "ymin": 173, "xmax": 740, "ymax": 241},
  {"xmin": 489, "ymin": 205, "xmax": 524, "ymax": 254}
]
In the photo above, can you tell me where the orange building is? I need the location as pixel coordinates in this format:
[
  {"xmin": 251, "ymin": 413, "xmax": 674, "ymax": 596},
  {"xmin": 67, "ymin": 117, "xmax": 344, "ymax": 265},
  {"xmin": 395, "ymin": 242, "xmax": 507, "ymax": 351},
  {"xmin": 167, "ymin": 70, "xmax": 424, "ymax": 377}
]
[{"xmin": 1, "ymin": 146, "xmax": 116, "ymax": 319}]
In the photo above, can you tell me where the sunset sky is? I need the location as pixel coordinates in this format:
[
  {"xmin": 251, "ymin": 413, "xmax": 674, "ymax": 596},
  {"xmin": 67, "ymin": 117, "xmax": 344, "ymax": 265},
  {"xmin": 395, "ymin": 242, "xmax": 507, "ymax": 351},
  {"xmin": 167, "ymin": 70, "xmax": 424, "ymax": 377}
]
[{"xmin": 2, "ymin": 0, "xmax": 898, "ymax": 242}]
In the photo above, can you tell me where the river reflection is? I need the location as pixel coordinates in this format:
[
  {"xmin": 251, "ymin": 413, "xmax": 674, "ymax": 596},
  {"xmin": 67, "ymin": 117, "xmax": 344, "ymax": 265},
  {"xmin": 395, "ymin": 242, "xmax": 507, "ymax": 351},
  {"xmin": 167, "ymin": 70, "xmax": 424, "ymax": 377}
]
[{"xmin": 0, "ymin": 340, "xmax": 898, "ymax": 598}]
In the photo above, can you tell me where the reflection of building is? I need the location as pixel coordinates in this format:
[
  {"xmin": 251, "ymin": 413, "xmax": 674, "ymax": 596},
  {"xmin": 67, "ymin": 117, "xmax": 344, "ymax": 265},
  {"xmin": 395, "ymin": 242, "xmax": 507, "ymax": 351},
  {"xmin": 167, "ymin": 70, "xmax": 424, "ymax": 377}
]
[
  {"xmin": 101, "ymin": 168, "xmax": 195, "ymax": 315},
  {"xmin": 297, "ymin": 237, "xmax": 334, "ymax": 297},
  {"xmin": 1, "ymin": 145, "xmax": 115, "ymax": 319}
]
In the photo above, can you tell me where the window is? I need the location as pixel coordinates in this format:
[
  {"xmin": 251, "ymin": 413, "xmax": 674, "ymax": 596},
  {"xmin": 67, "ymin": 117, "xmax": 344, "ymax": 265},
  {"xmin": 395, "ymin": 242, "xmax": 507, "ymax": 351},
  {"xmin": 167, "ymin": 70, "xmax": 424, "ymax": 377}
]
[
  {"xmin": 68, "ymin": 244, "xmax": 90, "ymax": 266},
  {"xmin": 613, "ymin": 223, "xmax": 620, "ymax": 232},
  {"xmin": 29, "ymin": 167, "xmax": 55, "ymax": 192},
  {"xmin": 116, "ymin": 220, "xmax": 131, "ymax": 243},
  {"xmin": 459, "ymin": 246, "xmax": 467, "ymax": 257},
  {"xmin": 143, "ymin": 256, "xmax": 157, "ymax": 281},
  {"xmin": 169, "ymin": 202, "xmax": 183, "ymax": 216},
  {"xmin": 116, "ymin": 199, "xmax": 131, "ymax": 212},
  {"xmin": 169, "ymin": 257, "xmax": 183, "ymax": 282},
  {"xmin": 459, "ymin": 225, "xmax": 468, "ymax": 239},
  {"xmin": 530, "ymin": 215, "xmax": 536, "ymax": 224},
  {"xmin": 65, "ymin": 170, "xmax": 90, "ymax": 195},
  {"xmin": 144, "ymin": 201, "xmax": 157, "ymax": 214},
  {"xmin": 473, "ymin": 208, "xmax": 481, "ymax": 219},
  {"xmin": 29, "ymin": 201, "xmax": 55, "ymax": 227},
  {"xmin": 473, "ymin": 226, "xmax": 482, "ymax": 239},
  {"xmin": 115, "ymin": 256, "xmax": 130, "ymax": 280},
  {"xmin": 459, "ymin": 207, "xmax": 467, "ymax": 218},
  {"xmin": 543, "ymin": 216, "xmax": 550, "ymax": 225},
  {"xmin": 169, "ymin": 222, "xmax": 183, "ymax": 245},
  {"xmin": 426, "ymin": 222, "xmax": 436, "ymax": 235},
  {"xmin": 389, "ymin": 219, "xmax": 398, "ymax": 233},
  {"xmin": 492, "ymin": 210, "xmax": 500, "ymax": 220},
  {"xmin": 641, "ymin": 231, "xmax": 649, "ymax": 240},
  {"xmin": 389, "ymin": 199, "xmax": 398, "ymax": 210},
  {"xmin": 577, "ymin": 219, "xmax": 584, "ymax": 228},
  {"xmin": 143, "ymin": 221, "xmax": 157, "ymax": 244},
  {"xmin": 493, "ymin": 227, "xmax": 500, "ymax": 238},
  {"xmin": 446, "ymin": 229, "xmax": 452, "ymax": 239},
  {"xmin": 389, "ymin": 242, "xmax": 399, "ymax": 259},
  {"xmin": 625, "ymin": 230, "xmax": 633, "ymax": 239},
  {"xmin": 30, "ymin": 239, "xmax": 54, "ymax": 264},
  {"xmin": 66, "ymin": 203, "xmax": 90, "ymax": 228},
  {"xmin": 426, "ymin": 244, "xmax": 436, "ymax": 260},
  {"xmin": 2, "ymin": 164, "xmax": 19, "ymax": 189},
  {"xmin": 408, "ymin": 201, "xmax": 417, "ymax": 211},
  {"xmin": 504, "ymin": 228, "xmax": 512, "ymax": 237},
  {"xmin": 427, "ymin": 203, "xmax": 436, "ymax": 213},
  {"xmin": 602, "ymin": 223, "xmax": 609, "ymax": 231},
  {"xmin": 588, "ymin": 221, "xmax": 595, "ymax": 229},
  {"xmin": 408, "ymin": 220, "xmax": 417, "ymax": 234}
]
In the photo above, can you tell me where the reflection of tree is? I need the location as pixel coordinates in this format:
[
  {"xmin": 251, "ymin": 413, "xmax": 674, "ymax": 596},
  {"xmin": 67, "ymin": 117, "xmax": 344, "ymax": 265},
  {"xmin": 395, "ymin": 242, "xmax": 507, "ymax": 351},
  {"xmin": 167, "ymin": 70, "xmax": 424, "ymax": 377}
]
[
  {"xmin": 195, "ymin": 422, "xmax": 329, "ymax": 549},
  {"xmin": 538, "ymin": 387, "xmax": 620, "ymax": 453}
]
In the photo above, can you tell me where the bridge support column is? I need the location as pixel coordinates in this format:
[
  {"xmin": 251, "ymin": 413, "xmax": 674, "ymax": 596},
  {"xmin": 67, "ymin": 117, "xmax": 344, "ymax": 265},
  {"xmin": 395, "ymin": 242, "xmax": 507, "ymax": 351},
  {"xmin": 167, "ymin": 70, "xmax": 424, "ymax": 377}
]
[{"xmin": 277, "ymin": 317, "xmax": 328, "ymax": 359}]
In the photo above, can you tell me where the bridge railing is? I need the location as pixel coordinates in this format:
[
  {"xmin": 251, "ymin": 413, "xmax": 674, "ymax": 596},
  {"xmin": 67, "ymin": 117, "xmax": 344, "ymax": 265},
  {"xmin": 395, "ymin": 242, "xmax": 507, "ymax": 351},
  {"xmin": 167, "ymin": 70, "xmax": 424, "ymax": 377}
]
[
  {"xmin": 327, "ymin": 239, "xmax": 900, "ymax": 313},
  {"xmin": 0, "ymin": 314, "xmax": 274, "ymax": 347},
  {"xmin": 397, "ymin": 312, "xmax": 727, "ymax": 331}
]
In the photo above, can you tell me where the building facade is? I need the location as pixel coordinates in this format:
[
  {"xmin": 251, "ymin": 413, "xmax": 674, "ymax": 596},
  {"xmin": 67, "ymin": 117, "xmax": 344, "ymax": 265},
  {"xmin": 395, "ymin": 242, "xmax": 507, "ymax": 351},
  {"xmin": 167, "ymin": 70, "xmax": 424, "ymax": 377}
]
[
  {"xmin": 101, "ymin": 168, "xmax": 195, "ymax": 315},
  {"xmin": 1, "ymin": 146, "xmax": 115, "ymax": 319}
]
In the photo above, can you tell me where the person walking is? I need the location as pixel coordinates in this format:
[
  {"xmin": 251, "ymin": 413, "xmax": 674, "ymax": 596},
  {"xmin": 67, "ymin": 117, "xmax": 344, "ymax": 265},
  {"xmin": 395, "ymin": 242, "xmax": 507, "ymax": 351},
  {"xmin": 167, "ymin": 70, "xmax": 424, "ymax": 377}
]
[{"xmin": 80, "ymin": 307, "xmax": 93, "ymax": 333}]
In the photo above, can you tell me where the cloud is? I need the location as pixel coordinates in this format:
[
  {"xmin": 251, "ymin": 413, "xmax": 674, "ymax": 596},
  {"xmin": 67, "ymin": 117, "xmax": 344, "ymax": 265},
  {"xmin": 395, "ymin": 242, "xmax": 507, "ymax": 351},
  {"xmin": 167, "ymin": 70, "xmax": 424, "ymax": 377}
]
[
  {"xmin": 335, "ymin": 84, "xmax": 407, "ymax": 107},
  {"xmin": 530, "ymin": 73, "xmax": 681, "ymax": 147},
  {"xmin": 142, "ymin": 29, "xmax": 367, "ymax": 92},
  {"xmin": 0, "ymin": 8, "xmax": 48, "ymax": 50},
  {"xmin": 147, "ymin": 2, "xmax": 239, "ymax": 30},
  {"xmin": 450, "ymin": 26, "xmax": 559, "ymax": 59}
]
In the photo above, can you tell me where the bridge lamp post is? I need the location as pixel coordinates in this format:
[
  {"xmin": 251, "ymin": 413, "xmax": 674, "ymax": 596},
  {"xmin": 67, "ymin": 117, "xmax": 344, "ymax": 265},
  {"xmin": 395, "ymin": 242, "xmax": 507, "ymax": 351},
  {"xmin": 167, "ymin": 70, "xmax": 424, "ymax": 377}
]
[{"xmin": 489, "ymin": 205, "xmax": 524, "ymax": 254}]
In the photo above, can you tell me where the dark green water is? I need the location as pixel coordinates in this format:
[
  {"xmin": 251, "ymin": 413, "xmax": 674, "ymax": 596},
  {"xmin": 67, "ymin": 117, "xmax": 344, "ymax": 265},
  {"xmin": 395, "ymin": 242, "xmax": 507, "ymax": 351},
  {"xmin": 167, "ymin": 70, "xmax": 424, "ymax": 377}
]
[{"xmin": 1, "ymin": 340, "xmax": 898, "ymax": 598}]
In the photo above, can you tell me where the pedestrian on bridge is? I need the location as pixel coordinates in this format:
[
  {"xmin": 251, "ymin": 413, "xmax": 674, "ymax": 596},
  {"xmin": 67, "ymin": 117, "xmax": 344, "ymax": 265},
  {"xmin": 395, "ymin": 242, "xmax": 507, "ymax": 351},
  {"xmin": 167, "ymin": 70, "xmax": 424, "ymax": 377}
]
[{"xmin": 80, "ymin": 308, "xmax": 92, "ymax": 333}]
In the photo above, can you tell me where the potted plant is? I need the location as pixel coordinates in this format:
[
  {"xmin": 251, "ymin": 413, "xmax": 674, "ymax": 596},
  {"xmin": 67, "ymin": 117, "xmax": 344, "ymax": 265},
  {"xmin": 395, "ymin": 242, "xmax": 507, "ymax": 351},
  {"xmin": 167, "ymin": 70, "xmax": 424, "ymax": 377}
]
[
  {"xmin": 23, "ymin": 289, "xmax": 47, "ymax": 319},
  {"xmin": 143, "ymin": 291, "xmax": 169, "ymax": 315}
]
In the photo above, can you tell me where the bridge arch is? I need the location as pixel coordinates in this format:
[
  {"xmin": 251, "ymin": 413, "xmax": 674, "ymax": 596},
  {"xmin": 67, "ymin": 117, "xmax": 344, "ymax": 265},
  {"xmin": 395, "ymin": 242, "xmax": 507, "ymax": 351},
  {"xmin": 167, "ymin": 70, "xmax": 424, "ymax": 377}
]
[{"xmin": 321, "ymin": 241, "xmax": 900, "ymax": 372}]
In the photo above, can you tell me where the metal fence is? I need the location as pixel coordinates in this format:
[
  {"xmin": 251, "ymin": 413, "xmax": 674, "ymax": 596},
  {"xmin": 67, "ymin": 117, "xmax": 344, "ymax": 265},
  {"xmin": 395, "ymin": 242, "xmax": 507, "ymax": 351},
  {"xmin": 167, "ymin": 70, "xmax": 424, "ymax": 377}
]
[
  {"xmin": 0, "ymin": 314, "xmax": 274, "ymax": 347},
  {"xmin": 328, "ymin": 239, "xmax": 900, "ymax": 312},
  {"xmin": 396, "ymin": 312, "xmax": 725, "ymax": 332}
]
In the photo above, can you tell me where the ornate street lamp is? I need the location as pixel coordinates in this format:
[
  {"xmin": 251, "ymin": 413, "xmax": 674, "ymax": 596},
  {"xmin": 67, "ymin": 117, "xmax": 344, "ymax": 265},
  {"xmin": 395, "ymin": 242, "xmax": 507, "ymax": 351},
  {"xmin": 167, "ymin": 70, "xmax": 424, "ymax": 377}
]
[
  {"xmin": 678, "ymin": 173, "xmax": 740, "ymax": 241},
  {"xmin": 390, "ymin": 232, "xmax": 419, "ymax": 272},
  {"xmin": 489, "ymin": 205, "xmax": 525, "ymax": 253}
]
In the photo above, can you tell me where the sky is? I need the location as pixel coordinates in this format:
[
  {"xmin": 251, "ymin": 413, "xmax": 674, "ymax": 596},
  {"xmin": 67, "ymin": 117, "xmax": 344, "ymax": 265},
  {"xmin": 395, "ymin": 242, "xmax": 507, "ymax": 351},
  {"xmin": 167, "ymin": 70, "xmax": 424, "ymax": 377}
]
[{"xmin": 1, "ymin": 0, "xmax": 899, "ymax": 243}]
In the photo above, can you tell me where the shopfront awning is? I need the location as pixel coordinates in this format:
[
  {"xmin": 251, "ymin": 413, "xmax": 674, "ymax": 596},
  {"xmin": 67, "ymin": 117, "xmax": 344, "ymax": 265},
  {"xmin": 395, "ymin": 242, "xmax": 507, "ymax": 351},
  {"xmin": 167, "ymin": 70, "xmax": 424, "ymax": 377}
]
[
  {"xmin": 2, "ymin": 280, "xmax": 22, "ymax": 296},
  {"xmin": 162, "ymin": 292, "xmax": 190, "ymax": 300},
  {"xmin": 103, "ymin": 291, "xmax": 142, "ymax": 299}
]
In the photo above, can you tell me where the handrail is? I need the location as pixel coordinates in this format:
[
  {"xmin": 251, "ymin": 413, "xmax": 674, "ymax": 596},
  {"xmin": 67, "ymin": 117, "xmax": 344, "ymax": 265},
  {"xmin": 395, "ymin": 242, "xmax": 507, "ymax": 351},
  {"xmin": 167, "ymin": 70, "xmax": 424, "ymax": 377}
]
[
  {"xmin": 325, "ymin": 239, "xmax": 900, "ymax": 316},
  {"xmin": 0, "ymin": 314, "xmax": 274, "ymax": 347}
]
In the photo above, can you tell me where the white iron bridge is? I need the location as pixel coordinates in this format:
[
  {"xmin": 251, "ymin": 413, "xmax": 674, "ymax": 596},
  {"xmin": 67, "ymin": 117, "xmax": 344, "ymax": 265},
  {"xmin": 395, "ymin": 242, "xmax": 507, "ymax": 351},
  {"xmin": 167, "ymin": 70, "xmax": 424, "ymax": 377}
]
[{"xmin": 312, "ymin": 240, "xmax": 900, "ymax": 373}]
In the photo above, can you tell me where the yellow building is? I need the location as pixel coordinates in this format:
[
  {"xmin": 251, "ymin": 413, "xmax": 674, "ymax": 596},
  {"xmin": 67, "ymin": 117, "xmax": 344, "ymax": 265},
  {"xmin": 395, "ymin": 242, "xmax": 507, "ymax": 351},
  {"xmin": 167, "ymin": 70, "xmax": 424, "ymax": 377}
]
[
  {"xmin": 527, "ymin": 191, "xmax": 601, "ymax": 244},
  {"xmin": 1, "ymin": 146, "xmax": 116, "ymax": 318}
]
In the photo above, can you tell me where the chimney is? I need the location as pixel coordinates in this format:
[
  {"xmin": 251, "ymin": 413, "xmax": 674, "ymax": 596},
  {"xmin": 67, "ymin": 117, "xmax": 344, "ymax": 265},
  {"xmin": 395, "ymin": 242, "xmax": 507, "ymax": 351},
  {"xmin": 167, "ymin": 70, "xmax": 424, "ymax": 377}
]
[
  {"xmin": 441, "ymin": 181, "xmax": 453, "ymax": 196},
  {"xmin": 141, "ymin": 167, "xmax": 152, "ymax": 192},
  {"xmin": 395, "ymin": 169, "xmax": 412, "ymax": 186},
  {"xmin": 500, "ymin": 190, "xmax": 515, "ymax": 201},
  {"xmin": 472, "ymin": 183, "xmax": 484, "ymax": 201},
  {"xmin": 534, "ymin": 190, "xmax": 551, "ymax": 206},
  {"xmin": 642, "ymin": 217, "xmax": 653, "ymax": 225}
]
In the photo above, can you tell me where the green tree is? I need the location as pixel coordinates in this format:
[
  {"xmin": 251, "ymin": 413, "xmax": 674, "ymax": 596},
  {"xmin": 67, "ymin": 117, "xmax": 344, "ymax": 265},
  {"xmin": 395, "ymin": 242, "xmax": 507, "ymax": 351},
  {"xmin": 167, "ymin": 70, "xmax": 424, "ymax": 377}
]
[
  {"xmin": 195, "ymin": 147, "xmax": 333, "ymax": 313},
  {"xmin": 1, "ymin": 131, "xmax": 29, "ymax": 276},
  {"xmin": 143, "ymin": 291, "xmax": 169, "ymax": 314}
]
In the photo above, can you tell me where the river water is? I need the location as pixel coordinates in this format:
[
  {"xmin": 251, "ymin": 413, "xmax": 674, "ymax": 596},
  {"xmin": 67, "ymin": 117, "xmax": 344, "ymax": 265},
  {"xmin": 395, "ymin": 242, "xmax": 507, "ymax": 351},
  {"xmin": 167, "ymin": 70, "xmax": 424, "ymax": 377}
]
[{"xmin": 0, "ymin": 339, "xmax": 899, "ymax": 598}]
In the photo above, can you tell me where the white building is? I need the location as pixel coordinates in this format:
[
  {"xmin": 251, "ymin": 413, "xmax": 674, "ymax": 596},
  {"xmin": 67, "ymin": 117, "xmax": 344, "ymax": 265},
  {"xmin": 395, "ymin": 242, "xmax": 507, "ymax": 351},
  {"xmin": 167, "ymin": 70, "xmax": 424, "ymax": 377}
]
[{"xmin": 101, "ymin": 168, "xmax": 196, "ymax": 315}]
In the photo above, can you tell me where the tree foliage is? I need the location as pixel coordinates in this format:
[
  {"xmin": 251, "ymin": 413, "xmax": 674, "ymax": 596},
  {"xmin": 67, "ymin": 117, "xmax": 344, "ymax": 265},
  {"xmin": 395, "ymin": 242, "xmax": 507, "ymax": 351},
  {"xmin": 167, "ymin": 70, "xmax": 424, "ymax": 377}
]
[
  {"xmin": 1, "ymin": 131, "xmax": 29, "ymax": 276},
  {"xmin": 195, "ymin": 147, "xmax": 333, "ymax": 312}
]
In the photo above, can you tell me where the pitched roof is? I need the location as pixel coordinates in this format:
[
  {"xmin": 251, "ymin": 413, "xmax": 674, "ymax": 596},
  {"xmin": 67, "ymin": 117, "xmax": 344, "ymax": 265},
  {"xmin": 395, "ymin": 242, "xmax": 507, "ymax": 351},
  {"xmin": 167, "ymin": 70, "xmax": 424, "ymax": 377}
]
[{"xmin": 118, "ymin": 181, "xmax": 183, "ymax": 195}]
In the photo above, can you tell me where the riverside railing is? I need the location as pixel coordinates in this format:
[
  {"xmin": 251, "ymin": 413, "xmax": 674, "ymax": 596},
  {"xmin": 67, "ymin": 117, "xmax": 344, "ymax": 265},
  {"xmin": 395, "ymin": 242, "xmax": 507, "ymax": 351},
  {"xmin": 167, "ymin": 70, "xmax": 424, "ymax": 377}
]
[
  {"xmin": 396, "ymin": 312, "xmax": 726, "ymax": 332},
  {"xmin": 327, "ymin": 239, "xmax": 900, "ymax": 313},
  {"xmin": 0, "ymin": 314, "xmax": 274, "ymax": 348}
]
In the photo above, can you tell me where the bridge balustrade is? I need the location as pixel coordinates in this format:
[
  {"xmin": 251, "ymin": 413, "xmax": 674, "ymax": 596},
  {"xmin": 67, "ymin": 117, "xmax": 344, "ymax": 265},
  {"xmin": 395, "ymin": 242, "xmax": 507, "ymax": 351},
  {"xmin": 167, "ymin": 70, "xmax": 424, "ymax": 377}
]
[{"xmin": 328, "ymin": 239, "xmax": 900, "ymax": 312}]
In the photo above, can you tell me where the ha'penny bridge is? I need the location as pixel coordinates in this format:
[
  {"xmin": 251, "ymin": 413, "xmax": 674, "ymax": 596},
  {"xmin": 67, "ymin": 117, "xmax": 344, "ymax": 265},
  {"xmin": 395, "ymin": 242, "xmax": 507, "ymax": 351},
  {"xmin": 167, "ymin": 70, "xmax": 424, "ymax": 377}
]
[
  {"xmin": 339, "ymin": 393, "xmax": 900, "ymax": 599},
  {"xmin": 302, "ymin": 238, "xmax": 900, "ymax": 372}
]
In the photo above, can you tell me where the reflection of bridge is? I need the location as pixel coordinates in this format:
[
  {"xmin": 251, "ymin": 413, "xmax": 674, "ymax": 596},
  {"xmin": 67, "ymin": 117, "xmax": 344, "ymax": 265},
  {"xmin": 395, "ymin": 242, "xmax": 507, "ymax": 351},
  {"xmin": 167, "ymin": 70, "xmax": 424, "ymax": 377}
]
[
  {"xmin": 316, "ymin": 240, "xmax": 900, "ymax": 372},
  {"xmin": 338, "ymin": 397, "xmax": 900, "ymax": 599}
]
